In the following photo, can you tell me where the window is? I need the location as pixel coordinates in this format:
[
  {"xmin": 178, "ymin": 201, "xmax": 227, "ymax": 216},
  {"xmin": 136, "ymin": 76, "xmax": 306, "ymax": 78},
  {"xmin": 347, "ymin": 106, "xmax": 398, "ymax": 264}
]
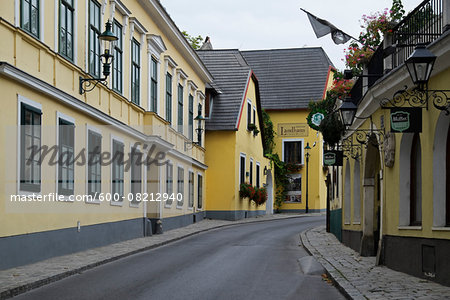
[
  {"xmin": 166, "ymin": 163, "xmax": 173, "ymax": 206},
  {"xmin": 111, "ymin": 140, "xmax": 124, "ymax": 201},
  {"xmin": 150, "ymin": 57, "xmax": 158, "ymax": 112},
  {"xmin": 197, "ymin": 103, "xmax": 202, "ymax": 146},
  {"xmin": 58, "ymin": 118, "xmax": 74, "ymax": 195},
  {"xmin": 87, "ymin": 130, "xmax": 101, "ymax": 197},
  {"xmin": 247, "ymin": 101, "xmax": 252, "ymax": 130},
  {"xmin": 410, "ymin": 133, "xmax": 422, "ymax": 226},
  {"xmin": 256, "ymin": 163, "xmax": 260, "ymax": 188},
  {"xmin": 253, "ymin": 106, "xmax": 256, "ymax": 129},
  {"xmin": 240, "ymin": 154, "xmax": 246, "ymax": 184},
  {"xmin": 88, "ymin": 0, "xmax": 101, "ymax": 77},
  {"xmin": 177, "ymin": 84, "xmax": 183, "ymax": 133},
  {"xmin": 21, "ymin": 0, "xmax": 40, "ymax": 38},
  {"xmin": 131, "ymin": 38, "xmax": 140, "ymax": 105},
  {"xmin": 112, "ymin": 20, "xmax": 123, "ymax": 93},
  {"xmin": 197, "ymin": 174, "xmax": 203, "ymax": 209},
  {"xmin": 188, "ymin": 94, "xmax": 194, "ymax": 140},
  {"xmin": 249, "ymin": 159, "xmax": 253, "ymax": 185},
  {"xmin": 130, "ymin": 147, "xmax": 142, "ymax": 206},
  {"xmin": 188, "ymin": 171, "xmax": 194, "ymax": 208},
  {"xmin": 283, "ymin": 140, "xmax": 303, "ymax": 164},
  {"xmin": 177, "ymin": 167, "xmax": 184, "ymax": 207},
  {"xmin": 165, "ymin": 73, "xmax": 172, "ymax": 123},
  {"xmin": 59, "ymin": 0, "xmax": 74, "ymax": 60},
  {"xmin": 20, "ymin": 103, "xmax": 41, "ymax": 192}
]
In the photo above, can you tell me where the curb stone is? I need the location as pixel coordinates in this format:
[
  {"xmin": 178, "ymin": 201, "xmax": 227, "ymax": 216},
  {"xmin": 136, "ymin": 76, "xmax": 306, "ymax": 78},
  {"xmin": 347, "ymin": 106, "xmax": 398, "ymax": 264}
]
[
  {"xmin": 300, "ymin": 227, "xmax": 367, "ymax": 300},
  {"xmin": 0, "ymin": 213, "xmax": 323, "ymax": 299}
]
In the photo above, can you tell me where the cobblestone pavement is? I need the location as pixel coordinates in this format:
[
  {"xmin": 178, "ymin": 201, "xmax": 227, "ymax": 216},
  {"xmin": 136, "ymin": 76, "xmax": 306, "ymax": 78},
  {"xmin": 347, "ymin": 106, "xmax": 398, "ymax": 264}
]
[
  {"xmin": 301, "ymin": 226, "xmax": 450, "ymax": 300},
  {"xmin": 0, "ymin": 213, "xmax": 322, "ymax": 299}
]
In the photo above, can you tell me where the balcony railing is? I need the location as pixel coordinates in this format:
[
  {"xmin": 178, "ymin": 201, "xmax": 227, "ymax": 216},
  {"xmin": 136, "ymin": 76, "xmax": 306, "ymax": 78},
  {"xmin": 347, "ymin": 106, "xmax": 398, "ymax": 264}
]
[{"xmin": 391, "ymin": 0, "xmax": 444, "ymax": 68}]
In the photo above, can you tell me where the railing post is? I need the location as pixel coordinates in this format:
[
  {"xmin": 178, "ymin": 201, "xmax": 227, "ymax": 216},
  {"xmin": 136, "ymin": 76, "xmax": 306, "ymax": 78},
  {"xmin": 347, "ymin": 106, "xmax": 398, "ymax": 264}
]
[
  {"xmin": 383, "ymin": 33, "xmax": 393, "ymax": 73},
  {"xmin": 444, "ymin": 0, "xmax": 450, "ymax": 32}
]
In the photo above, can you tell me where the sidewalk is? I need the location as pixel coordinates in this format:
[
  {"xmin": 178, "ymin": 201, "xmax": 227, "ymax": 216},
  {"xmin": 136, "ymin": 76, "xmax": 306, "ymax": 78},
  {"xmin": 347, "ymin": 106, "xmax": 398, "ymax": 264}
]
[
  {"xmin": 0, "ymin": 213, "xmax": 321, "ymax": 299},
  {"xmin": 301, "ymin": 226, "xmax": 450, "ymax": 300}
]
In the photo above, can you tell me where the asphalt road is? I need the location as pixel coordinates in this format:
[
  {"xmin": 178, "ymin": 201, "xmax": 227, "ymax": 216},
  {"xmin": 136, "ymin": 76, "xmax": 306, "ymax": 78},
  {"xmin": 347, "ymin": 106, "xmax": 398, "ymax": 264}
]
[{"xmin": 14, "ymin": 216, "xmax": 345, "ymax": 300}]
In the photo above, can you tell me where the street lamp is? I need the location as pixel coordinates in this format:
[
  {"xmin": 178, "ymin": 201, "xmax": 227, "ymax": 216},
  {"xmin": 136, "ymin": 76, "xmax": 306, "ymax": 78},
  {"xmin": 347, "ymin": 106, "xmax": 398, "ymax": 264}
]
[
  {"xmin": 194, "ymin": 114, "xmax": 206, "ymax": 147},
  {"xmin": 338, "ymin": 96, "xmax": 357, "ymax": 127},
  {"xmin": 304, "ymin": 142, "xmax": 311, "ymax": 214},
  {"xmin": 405, "ymin": 43, "xmax": 436, "ymax": 90},
  {"xmin": 80, "ymin": 20, "xmax": 118, "ymax": 94}
]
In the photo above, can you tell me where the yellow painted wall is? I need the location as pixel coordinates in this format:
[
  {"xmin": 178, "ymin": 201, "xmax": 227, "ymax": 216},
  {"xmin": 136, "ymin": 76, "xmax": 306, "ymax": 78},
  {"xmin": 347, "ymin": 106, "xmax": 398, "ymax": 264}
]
[
  {"xmin": 205, "ymin": 77, "xmax": 271, "ymax": 214},
  {"xmin": 341, "ymin": 68, "xmax": 450, "ymax": 241},
  {"xmin": 268, "ymin": 110, "xmax": 327, "ymax": 212},
  {"xmin": 0, "ymin": 0, "xmax": 210, "ymax": 237}
]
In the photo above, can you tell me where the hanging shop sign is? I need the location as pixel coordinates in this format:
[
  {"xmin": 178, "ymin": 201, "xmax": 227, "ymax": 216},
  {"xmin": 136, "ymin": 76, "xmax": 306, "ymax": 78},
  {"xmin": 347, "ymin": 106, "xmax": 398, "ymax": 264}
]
[
  {"xmin": 307, "ymin": 107, "xmax": 327, "ymax": 131},
  {"xmin": 323, "ymin": 150, "xmax": 343, "ymax": 166},
  {"xmin": 390, "ymin": 107, "xmax": 422, "ymax": 133}
]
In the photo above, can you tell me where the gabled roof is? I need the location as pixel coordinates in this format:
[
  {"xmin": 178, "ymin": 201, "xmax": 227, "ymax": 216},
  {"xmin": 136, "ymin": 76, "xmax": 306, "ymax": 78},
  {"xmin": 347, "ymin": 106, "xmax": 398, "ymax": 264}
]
[
  {"xmin": 241, "ymin": 47, "xmax": 333, "ymax": 110},
  {"xmin": 197, "ymin": 50, "xmax": 252, "ymax": 131}
]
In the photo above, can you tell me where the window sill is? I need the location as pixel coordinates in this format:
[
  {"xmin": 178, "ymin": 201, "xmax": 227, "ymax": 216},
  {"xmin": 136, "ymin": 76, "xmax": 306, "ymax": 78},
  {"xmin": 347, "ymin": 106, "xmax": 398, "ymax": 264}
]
[
  {"xmin": 398, "ymin": 226, "xmax": 422, "ymax": 230},
  {"xmin": 352, "ymin": 222, "xmax": 361, "ymax": 225},
  {"xmin": 110, "ymin": 201, "xmax": 124, "ymax": 207},
  {"xmin": 129, "ymin": 202, "xmax": 140, "ymax": 208},
  {"xmin": 164, "ymin": 204, "xmax": 172, "ymax": 209},
  {"xmin": 176, "ymin": 205, "xmax": 183, "ymax": 210},
  {"xmin": 432, "ymin": 227, "xmax": 450, "ymax": 231},
  {"xmin": 344, "ymin": 222, "xmax": 351, "ymax": 225},
  {"xmin": 85, "ymin": 199, "xmax": 101, "ymax": 205},
  {"xmin": 187, "ymin": 207, "xmax": 194, "ymax": 211}
]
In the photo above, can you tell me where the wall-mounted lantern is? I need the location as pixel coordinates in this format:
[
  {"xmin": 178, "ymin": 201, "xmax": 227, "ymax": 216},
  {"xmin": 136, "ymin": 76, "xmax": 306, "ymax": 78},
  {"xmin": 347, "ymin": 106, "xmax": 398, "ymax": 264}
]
[{"xmin": 79, "ymin": 21, "xmax": 118, "ymax": 94}]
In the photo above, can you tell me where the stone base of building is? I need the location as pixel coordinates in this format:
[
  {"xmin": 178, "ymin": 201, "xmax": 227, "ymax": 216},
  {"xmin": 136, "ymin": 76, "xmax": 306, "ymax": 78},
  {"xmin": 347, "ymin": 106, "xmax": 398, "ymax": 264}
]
[
  {"xmin": 342, "ymin": 229, "xmax": 363, "ymax": 253},
  {"xmin": 205, "ymin": 210, "xmax": 266, "ymax": 221},
  {"xmin": 0, "ymin": 218, "xmax": 145, "ymax": 270},
  {"xmin": 382, "ymin": 235, "xmax": 450, "ymax": 287},
  {"xmin": 151, "ymin": 211, "xmax": 206, "ymax": 233}
]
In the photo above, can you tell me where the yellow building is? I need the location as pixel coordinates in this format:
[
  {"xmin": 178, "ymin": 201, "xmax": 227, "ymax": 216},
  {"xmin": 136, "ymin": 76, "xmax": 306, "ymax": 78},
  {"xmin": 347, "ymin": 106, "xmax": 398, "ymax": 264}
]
[
  {"xmin": 242, "ymin": 48, "xmax": 333, "ymax": 213},
  {"xmin": 339, "ymin": 0, "xmax": 450, "ymax": 286},
  {"xmin": 0, "ymin": 0, "xmax": 213, "ymax": 269},
  {"xmin": 197, "ymin": 49, "xmax": 271, "ymax": 220}
]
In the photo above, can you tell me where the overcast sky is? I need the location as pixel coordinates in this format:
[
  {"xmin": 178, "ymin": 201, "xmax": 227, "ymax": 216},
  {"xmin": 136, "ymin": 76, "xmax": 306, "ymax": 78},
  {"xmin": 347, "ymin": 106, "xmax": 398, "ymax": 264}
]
[{"xmin": 160, "ymin": 0, "xmax": 423, "ymax": 71}]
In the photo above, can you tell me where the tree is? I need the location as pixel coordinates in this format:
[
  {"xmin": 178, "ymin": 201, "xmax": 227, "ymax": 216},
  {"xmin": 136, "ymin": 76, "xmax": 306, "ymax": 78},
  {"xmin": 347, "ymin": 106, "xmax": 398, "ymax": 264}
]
[{"xmin": 181, "ymin": 31, "xmax": 204, "ymax": 50}]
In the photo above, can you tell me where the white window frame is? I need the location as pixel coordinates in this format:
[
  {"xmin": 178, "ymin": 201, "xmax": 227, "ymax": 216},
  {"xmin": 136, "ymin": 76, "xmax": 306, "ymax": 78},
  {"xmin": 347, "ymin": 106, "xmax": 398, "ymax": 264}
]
[
  {"xmin": 188, "ymin": 168, "xmax": 194, "ymax": 210},
  {"xmin": 176, "ymin": 164, "xmax": 184, "ymax": 209},
  {"xmin": 164, "ymin": 160, "xmax": 173, "ymax": 209},
  {"xmin": 56, "ymin": 111, "xmax": 76, "ymax": 201},
  {"xmin": 246, "ymin": 99, "xmax": 252, "ymax": 131},
  {"xmin": 196, "ymin": 172, "xmax": 203, "ymax": 210},
  {"xmin": 85, "ymin": 124, "xmax": 102, "ymax": 204},
  {"xmin": 256, "ymin": 162, "xmax": 261, "ymax": 188},
  {"xmin": 55, "ymin": 0, "xmax": 78, "ymax": 63},
  {"xmin": 249, "ymin": 158, "xmax": 254, "ymax": 186},
  {"xmin": 110, "ymin": 134, "xmax": 125, "ymax": 207},
  {"xmin": 129, "ymin": 143, "xmax": 142, "ymax": 208},
  {"xmin": 239, "ymin": 153, "xmax": 246, "ymax": 185},
  {"xmin": 17, "ymin": 95, "xmax": 43, "ymax": 196},
  {"xmin": 281, "ymin": 138, "xmax": 305, "ymax": 165}
]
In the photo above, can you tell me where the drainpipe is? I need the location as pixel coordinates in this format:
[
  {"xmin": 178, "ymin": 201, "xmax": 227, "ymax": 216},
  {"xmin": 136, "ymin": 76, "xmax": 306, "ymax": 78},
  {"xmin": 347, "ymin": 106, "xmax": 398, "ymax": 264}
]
[{"xmin": 376, "ymin": 169, "xmax": 384, "ymax": 265}]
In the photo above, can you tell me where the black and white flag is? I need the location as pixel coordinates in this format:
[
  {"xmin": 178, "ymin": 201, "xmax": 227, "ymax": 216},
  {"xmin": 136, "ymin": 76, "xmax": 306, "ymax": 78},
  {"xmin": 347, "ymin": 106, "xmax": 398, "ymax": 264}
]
[{"xmin": 301, "ymin": 8, "xmax": 352, "ymax": 45}]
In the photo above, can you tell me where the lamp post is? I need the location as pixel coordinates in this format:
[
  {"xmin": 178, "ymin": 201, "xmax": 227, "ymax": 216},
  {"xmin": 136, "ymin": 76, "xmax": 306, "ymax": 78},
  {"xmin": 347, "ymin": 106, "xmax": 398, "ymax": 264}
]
[{"xmin": 304, "ymin": 142, "xmax": 311, "ymax": 214}]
